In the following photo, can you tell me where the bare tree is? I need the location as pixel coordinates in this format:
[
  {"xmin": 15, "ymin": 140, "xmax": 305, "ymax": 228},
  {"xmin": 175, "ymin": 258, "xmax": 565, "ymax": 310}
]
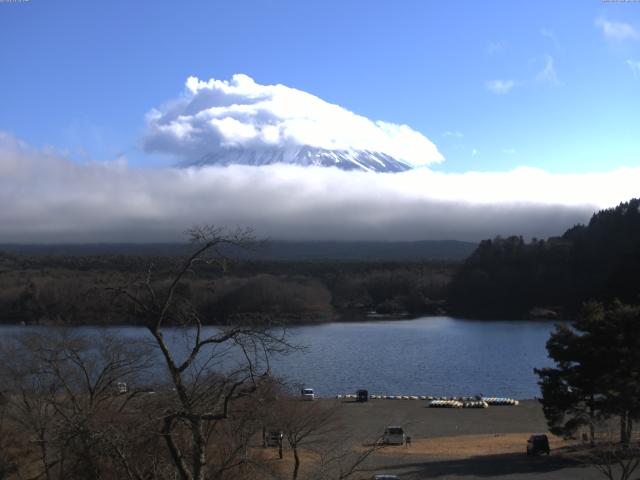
[
  {"xmin": 311, "ymin": 435, "xmax": 385, "ymax": 480},
  {"xmin": 573, "ymin": 422, "xmax": 640, "ymax": 480},
  {"xmin": 271, "ymin": 396, "xmax": 385, "ymax": 480},
  {"xmin": 113, "ymin": 225, "xmax": 293, "ymax": 480},
  {"xmin": 1, "ymin": 225, "xmax": 383, "ymax": 480},
  {"xmin": 0, "ymin": 330, "xmax": 157, "ymax": 480},
  {"xmin": 589, "ymin": 443, "xmax": 640, "ymax": 480},
  {"xmin": 0, "ymin": 391, "xmax": 18, "ymax": 480},
  {"xmin": 275, "ymin": 398, "xmax": 340, "ymax": 480}
]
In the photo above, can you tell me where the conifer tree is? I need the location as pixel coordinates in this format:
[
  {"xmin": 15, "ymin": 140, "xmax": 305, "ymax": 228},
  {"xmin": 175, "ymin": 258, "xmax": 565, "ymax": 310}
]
[{"xmin": 536, "ymin": 302, "xmax": 640, "ymax": 445}]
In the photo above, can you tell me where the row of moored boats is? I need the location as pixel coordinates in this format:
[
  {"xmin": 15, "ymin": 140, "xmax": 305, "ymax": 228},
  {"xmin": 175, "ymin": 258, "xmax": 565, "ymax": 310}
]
[{"xmin": 336, "ymin": 394, "xmax": 519, "ymax": 407}]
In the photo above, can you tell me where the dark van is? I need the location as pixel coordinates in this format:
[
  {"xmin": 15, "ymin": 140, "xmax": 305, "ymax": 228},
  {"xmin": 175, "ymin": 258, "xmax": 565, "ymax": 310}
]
[
  {"xmin": 357, "ymin": 389, "xmax": 369, "ymax": 402},
  {"xmin": 526, "ymin": 434, "xmax": 550, "ymax": 456}
]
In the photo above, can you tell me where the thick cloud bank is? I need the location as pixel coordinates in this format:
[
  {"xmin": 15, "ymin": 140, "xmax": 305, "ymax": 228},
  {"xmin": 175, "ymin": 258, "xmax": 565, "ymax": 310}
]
[
  {"xmin": 1, "ymin": 132, "xmax": 638, "ymax": 243},
  {"xmin": 143, "ymin": 74, "xmax": 443, "ymax": 167}
]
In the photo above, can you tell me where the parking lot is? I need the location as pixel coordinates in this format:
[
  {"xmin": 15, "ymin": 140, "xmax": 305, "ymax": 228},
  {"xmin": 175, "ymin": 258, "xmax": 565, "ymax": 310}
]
[{"xmin": 311, "ymin": 398, "xmax": 607, "ymax": 480}]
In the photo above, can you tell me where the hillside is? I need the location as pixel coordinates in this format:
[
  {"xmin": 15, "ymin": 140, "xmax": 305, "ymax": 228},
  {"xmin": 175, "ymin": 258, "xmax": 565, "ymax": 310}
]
[{"xmin": 447, "ymin": 198, "xmax": 640, "ymax": 319}]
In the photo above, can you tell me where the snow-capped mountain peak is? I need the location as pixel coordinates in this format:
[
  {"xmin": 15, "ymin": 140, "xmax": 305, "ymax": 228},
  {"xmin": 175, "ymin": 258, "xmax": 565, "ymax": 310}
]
[{"xmin": 186, "ymin": 146, "xmax": 413, "ymax": 173}]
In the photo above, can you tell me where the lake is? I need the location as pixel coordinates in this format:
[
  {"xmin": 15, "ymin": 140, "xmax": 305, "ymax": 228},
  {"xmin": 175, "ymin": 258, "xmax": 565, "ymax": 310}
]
[{"xmin": 0, "ymin": 316, "xmax": 558, "ymax": 399}]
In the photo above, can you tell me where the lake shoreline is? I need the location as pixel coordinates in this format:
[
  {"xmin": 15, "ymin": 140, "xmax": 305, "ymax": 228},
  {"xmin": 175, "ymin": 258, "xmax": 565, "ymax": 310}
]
[{"xmin": 1, "ymin": 317, "xmax": 555, "ymax": 399}]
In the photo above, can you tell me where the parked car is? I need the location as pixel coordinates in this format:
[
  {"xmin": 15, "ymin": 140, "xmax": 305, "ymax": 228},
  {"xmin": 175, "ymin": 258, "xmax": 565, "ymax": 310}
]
[
  {"xmin": 526, "ymin": 434, "xmax": 550, "ymax": 456},
  {"xmin": 266, "ymin": 430, "xmax": 283, "ymax": 447},
  {"xmin": 357, "ymin": 389, "xmax": 369, "ymax": 402},
  {"xmin": 301, "ymin": 387, "xmax": 315, "ymax": 401},
  {"xmin": 382, "ymin": 426, "xmax": 405, "ymax": 445}
]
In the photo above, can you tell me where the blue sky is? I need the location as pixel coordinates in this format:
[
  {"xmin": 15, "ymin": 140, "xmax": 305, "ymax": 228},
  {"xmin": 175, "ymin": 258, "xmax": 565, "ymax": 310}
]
[
  {"xmin": 2, "ymin": 0, "xmax": 639, "ymax": 173},
  {"xmin": 2, "ymin": 0, "xmax": 640, "ymax": 243}
]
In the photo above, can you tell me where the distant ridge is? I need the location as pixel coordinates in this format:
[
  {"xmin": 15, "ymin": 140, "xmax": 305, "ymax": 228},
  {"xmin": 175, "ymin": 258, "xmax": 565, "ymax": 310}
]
[{"xmin": 0, "ymin": 240, "xmax": 476, "ymax": 261}]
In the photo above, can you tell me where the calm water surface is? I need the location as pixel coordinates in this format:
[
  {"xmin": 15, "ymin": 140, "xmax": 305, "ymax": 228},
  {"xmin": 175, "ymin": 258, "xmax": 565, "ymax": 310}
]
[{"xmin": 0, "ymin": 317, "xmax": 558, "ymax": 399}]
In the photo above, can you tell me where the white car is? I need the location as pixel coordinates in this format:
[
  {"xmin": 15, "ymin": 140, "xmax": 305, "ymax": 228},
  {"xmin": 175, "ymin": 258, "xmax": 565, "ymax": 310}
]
[
  {"xmin": 301, "ymin": 387, "xmax": 315, "ymax": 401},
  {"xmin": 382, "ymin": 426, "xmax": 405, "ymax": 445}
]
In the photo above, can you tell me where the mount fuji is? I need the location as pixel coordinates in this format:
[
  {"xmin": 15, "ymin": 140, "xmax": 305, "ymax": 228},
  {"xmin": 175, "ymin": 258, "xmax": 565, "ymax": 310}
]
[{"xmin": 186, "ymin": 145, "xmax": 413, "ymax": 173}]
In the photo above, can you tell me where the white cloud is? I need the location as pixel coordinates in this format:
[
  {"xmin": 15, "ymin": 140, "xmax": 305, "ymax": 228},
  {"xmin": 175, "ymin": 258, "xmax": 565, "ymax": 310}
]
[
  {"xmin": 535, "ymin": 55, "xmax": 559, "ymax": 85},
  {"xmin": 442, "ymin": 131, "xmax": 464, "ymax": 138},
  {"xmin": 143, "ymin": 74, "xmax": 443, "ymax": 168},
  {"xmin": 540, "ymin": 28, "xmax": 560, "ymax": 48},
  {"xmin": 485, "ymin": 80, "xmax": 516, "ymax": 94},
  {"xmin": 627, "ymin": 59, "xmax": 640, "ymax": 78},
  {"xmin": 2, "ymin": 133, "xmax": 640, "ymax": 243},
  {"xmin": 595, "ymin": 17, "xmax": 640, "ymax": 41}
]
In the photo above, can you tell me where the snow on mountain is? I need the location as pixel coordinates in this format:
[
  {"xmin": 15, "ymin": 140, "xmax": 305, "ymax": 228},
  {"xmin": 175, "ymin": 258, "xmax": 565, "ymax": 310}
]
[{"xmin": 186, "ymin": 146, "xmax": 413, "ymax": 173}]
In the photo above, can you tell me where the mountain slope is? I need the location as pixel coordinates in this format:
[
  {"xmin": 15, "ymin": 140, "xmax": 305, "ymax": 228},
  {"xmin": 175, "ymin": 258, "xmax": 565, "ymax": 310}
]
[{"xmin": 187, "ymin": 146, "xmax": 413, "ymax": 173}]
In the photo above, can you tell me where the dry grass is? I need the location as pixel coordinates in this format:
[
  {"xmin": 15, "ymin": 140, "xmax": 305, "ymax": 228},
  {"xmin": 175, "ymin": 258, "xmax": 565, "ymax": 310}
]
[
  {"xmin": 378, "ymin": 433, "xmax": 574, "ymax": 460},
  {"xmin": 251, "ymin": 445, "xmax": 324, "ymax": 478}
]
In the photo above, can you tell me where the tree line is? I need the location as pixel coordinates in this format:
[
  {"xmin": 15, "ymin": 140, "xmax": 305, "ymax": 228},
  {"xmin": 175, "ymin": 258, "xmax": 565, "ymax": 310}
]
[
  {"xmin": 448, "ymin": 198, "xmax": 640, "ymax": 319},
  {"xmin": 0, "ymin": 252, "xmax": 455, "ymax": 326},
  {"xmin": 4, "ymin": 198, "xmax": 640, "ymax": 325}
]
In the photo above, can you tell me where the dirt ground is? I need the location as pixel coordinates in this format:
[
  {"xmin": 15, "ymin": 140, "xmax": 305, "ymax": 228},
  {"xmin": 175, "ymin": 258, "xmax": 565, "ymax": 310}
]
[{"xmin": 296, "ymin": 399, "xmax": 609, "ymax": 480}]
